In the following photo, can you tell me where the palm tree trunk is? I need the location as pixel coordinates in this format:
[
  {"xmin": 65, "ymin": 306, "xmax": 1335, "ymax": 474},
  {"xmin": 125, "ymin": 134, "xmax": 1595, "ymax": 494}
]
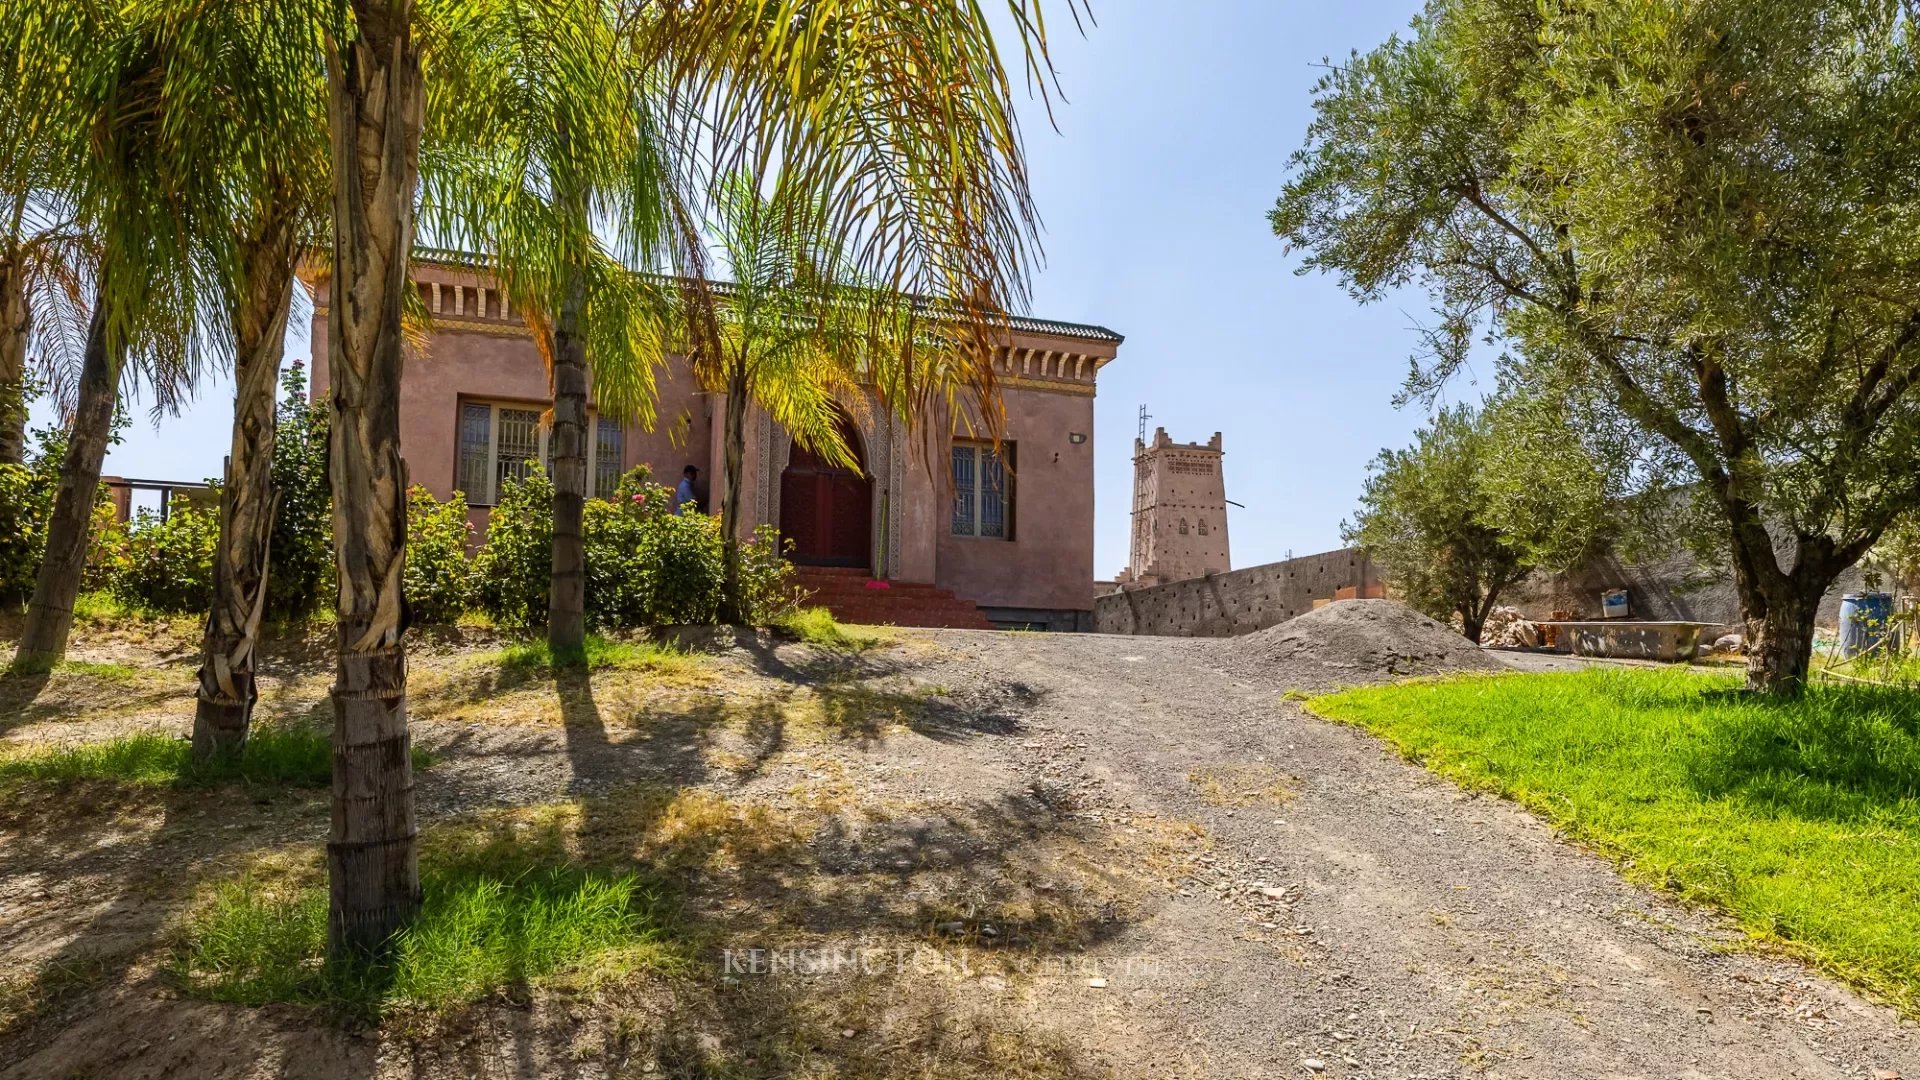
[
  {"xmin": 0, "ymin": 249, "xmax": 29, "ymax": 465},
  {"xmin": 192, "ymin": 230, "xmax": 298, "ymax": 764},
  {"xmin": 13, "ymin": 303, "xmax": 118, "ymax": 671},
  {"xmin": 547, "ymin": 270, "xmax": 589, "ymax": 658},
  {"xmin": 324, "ymin": 0, "xmax": 423, "ymax": 963},
  {"xmin": 719, "ymin": 368, "xmax": 748, "ymax": 625}
]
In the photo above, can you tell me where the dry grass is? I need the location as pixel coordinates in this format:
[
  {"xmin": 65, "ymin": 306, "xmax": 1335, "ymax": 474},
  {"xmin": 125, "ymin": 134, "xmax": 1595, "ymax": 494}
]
[
  {"xmin": 407, "ymin": 639, "xmax": 716, "ymax": 727},
  {"xmin": 1185, "ymin": 763, "xmax": 1299, "ymax": 807},
  {"xmin": 0, "ymin": 623, "xmax": 1157, "ymax": 1077}
]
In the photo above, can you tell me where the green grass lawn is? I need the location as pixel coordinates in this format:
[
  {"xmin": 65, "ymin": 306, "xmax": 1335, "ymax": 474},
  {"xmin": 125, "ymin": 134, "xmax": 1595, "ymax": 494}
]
[
  {"xmin": 0, "ymin": 726, "xmax": 433, "ymax": 790},
  {"xmin": 174, "ymin": 836, "xmax": 682, "ymax": 1021},
  {"xmin": 481, "ymin": 632, "xmax": 702, "ymax": 677},
  {"xmin": 1309, "ymin": 667, "xmax": 1920, "ymax": 1013}
]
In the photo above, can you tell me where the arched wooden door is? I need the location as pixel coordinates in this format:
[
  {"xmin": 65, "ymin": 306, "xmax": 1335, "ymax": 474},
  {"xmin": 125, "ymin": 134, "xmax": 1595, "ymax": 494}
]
[{"xmin": 779, "ymin": 419, "xmax": 873, "ymax": 568}]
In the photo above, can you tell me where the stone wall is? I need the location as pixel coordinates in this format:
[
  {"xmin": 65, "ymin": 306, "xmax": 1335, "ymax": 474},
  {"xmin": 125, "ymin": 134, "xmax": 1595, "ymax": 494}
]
[
  {"xmin": 1502, "ymin": 548, "xmax": 1868, "ymax": 630},
  {"xmin": 1094, "ymin": 548, "xmax": 1379, "ymax": 637}
]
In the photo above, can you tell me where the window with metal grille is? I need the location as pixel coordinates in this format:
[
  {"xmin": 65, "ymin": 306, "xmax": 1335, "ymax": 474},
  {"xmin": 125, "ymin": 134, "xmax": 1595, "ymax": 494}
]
[
  {"xmin": 455, "ymin": 402, "xmax": 626, "ymax": 505},
  {"xmin": 950, "ymin": 441, "xmax": 1012, "ymax": 539},
  {"xmin": 457, "ymin": 403, "xmax": 491, "ymax": 502},
  {"xmin": 595, "ymin": 417, "xmax": 625, "ymax": 496},
  {"xmin": 495, "ymin": 407, "xmax": 541, "ymax": 499}
]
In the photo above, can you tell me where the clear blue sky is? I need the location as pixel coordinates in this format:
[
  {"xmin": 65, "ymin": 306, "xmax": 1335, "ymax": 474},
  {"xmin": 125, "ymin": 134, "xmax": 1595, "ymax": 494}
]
[{"xmin": 58, "ymin": 1, "xmax": 1475, "ymax": 573}]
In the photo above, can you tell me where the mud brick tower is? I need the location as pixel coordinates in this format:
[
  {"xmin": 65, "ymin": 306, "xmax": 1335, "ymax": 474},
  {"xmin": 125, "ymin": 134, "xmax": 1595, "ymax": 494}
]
[{"xmin": 1124, "ymin": 428, "xmax": 1230, "ymax": 588}]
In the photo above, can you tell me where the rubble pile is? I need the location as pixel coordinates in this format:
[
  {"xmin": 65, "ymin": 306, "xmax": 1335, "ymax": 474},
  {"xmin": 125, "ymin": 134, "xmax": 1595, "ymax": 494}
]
[
  {"xmin": 1480, "ymin": 607, "xmax": 1541, "ymax": 649},
  {"xmin": 1227, "ymin": 599, "xmax": 1502, "ymax": 691}
]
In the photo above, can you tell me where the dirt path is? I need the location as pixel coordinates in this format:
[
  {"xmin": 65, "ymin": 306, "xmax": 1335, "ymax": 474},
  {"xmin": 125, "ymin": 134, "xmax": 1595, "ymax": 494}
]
[
  {"xmin": 1, "ymin": 625, "xmax": 1914, "ymax": 1079},
  {"xmin": 911, "ymin": 629, "xmax": 1917, "ymax": 1079}
]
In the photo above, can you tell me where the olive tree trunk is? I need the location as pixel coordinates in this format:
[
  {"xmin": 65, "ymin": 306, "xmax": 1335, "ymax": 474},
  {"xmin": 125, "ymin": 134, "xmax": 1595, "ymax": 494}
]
[
  {"xmin": 13, "ymin": 303, "xmax": 118, "ymax": 671},
  {"xmin": 1739, "ymin": 567, "xmax": 1826, "ymax": 696},
  {"xmin": 546, "ymin": 279, "xmax": 589, "ymax": 658},
  {"xmin": 0, "ymin": 249, "xmax": 29, "ymax": 466},
  {"xmin": 192, "ymin": 228, "xmax": 298, "ymax": 764},
  {"xmin": 323, "ymin": 0, "xmax": 423, "ymax": 963},
  {"xmin": 718, "ymin": 368, "xmax": 748, "ymax": 625}
]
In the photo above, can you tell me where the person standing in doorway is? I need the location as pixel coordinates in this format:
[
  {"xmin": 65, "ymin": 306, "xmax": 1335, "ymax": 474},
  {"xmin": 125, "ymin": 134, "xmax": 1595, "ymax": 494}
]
[{"xmin": 674, "ymin": 465, "xmax": 702, "ymax": 514}]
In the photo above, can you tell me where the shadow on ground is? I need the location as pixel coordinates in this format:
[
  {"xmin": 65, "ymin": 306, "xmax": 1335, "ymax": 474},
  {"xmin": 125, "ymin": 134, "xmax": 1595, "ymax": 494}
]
[
  {"xmin": 1683, "ymin": 683, "xmax": 1920, "ymax": 822},
  {"xmin": 2, "ymin": 632, "xmax": 1130, "ymax": 1079}
]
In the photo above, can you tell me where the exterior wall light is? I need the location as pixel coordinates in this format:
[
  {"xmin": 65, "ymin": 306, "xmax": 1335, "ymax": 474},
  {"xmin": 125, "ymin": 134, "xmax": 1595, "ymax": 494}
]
[{"xmin": 1068, "ymin": 432, "xmax": 1087, "ymax": 444}]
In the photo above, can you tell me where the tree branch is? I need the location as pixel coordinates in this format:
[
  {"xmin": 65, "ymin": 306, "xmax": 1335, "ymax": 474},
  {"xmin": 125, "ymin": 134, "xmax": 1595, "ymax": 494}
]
[{"xmin": 1448, "ymin": 179, "xmax": 1555, "ymax": 274}]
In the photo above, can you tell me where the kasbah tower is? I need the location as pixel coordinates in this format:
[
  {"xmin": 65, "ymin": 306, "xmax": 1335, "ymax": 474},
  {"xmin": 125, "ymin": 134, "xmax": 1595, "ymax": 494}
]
[{"xmin": 1121, "ymin": 427, "xmax": 1230, "ymax": 589}]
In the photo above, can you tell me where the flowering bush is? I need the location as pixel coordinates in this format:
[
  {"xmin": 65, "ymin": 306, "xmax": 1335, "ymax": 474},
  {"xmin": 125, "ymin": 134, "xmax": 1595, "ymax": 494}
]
[
  {"xmin": 581, "ymin": 466, "xmax": 676, "ymax": 626},
  {"xmin": 586, "ymin": 470, "xmax": 726, "ymax": 625}
]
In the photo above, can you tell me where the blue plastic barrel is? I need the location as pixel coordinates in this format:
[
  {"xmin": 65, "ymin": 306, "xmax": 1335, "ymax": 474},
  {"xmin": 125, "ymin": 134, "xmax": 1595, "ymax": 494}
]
[{"xmin": 1839, "ymin": 592, "xmax": 1894, "ymax": 659}]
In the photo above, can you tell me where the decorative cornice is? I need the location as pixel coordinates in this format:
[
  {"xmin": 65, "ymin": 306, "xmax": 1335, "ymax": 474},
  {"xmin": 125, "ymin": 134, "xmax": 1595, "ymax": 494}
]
[
  {"xmin": 1001, "ymin": 375, "xmax": 1096, "ymax": 398},
  {"xmin": 407, "ymin": 245, "xmax": 1125, "ymax": 346},
  {"xmin": 313, "ymin": 304, "xmax": 534, "ymax": 340}
]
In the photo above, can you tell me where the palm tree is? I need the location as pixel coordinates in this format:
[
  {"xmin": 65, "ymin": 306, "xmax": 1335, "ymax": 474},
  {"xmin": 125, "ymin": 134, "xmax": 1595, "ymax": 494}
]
[
  {"xmin": 0, "ymin": 203, "xmax": 94, "ymax": 465},
  {"xmin": 319, "ymin": 0, "xmax": 427, "ymax": 961},
  {"xmin": 170, "ymin": 0, "xmax": 332, "ymax": 763},
  {"xmin": 644, "ymin": 0, "xmax": 1075, "ymax": 622},
  {"xmin": 315, "ymin": 0, "xmax": 1078, "ymax": 960},
  {"xmin": 0, "ymin": 13, "xmax": 96, "ymax": 464},
  {"xmin": 699, "ymin": 176, "xmax": 874, "ymax": 622},
  {"xmin": 421, "ymin": 0, "xmax": 679, "ymax": 659},
  {"xmin": 12, "ymin": 1, "xmax": 224, "ymax": 672}
]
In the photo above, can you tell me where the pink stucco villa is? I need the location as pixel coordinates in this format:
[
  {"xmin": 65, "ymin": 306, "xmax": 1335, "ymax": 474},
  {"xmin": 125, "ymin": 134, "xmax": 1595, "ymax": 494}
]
[{"xmin": 299, "ymin": 251, "xmax": 1123, "ymax": 630}]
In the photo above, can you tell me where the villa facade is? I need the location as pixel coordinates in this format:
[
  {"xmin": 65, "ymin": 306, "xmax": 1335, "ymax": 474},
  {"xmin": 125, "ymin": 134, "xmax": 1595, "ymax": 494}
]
[{"xmin": 299, "ymin": 253, "xmax": 1123, "ymax": 630}]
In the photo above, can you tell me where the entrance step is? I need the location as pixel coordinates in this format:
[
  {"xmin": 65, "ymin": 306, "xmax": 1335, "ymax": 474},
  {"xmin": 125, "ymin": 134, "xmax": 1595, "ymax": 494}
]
[{"xmin": 789, "ymin": 567, "xmax": 995, "ymax": 630}]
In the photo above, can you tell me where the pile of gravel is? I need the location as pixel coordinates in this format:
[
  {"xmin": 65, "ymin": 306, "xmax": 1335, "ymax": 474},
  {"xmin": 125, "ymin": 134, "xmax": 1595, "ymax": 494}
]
[{"xmin": 1224, "ymin": 599, "xmax": 1501, "ymax": 690}]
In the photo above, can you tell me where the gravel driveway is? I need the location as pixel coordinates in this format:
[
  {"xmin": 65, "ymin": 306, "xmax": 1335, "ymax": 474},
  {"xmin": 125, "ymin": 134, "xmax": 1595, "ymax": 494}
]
[
  {"xmin": 3, "ymin": 624, "xmax": 1913, "ymax": 1080},
  {"xmin": 911, "ymin": 628, "xmax": 1917, "ymax": 1080}
]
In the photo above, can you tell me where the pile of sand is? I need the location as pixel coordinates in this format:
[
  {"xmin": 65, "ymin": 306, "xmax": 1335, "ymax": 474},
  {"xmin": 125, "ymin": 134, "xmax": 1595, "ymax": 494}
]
[{"xmin": 1225, "ymin": 599, "xmax": 1501, "ymax": 690}]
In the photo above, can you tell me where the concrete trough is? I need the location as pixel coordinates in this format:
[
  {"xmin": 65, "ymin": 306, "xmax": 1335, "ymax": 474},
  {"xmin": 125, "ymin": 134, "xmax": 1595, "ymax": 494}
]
[{"xmin": 1538, "ymin": 620, "xmax": 1711, "ymax": 662}]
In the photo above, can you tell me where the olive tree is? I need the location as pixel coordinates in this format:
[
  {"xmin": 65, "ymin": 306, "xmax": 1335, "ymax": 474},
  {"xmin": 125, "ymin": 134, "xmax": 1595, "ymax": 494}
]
[
  {"xmin": 1274, "ymin": 0, "xmax": 1920, "ymax": 694},
  {"xmin": 1346, "ymin": 399, "xmax": 1605, "ymax": 642}
]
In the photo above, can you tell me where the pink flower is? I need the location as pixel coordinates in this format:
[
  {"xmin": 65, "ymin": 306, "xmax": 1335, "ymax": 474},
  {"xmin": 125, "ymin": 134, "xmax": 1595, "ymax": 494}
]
[{"xmin": 630, "ymin": 493, "xmax": 646, "ymax": 503}]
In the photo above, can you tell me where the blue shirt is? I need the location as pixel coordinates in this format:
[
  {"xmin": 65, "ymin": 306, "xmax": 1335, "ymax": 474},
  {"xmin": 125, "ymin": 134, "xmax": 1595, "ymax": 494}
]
[{"xmin": 675, "ymin": 477, "xmax": 697, "ymax": 512}]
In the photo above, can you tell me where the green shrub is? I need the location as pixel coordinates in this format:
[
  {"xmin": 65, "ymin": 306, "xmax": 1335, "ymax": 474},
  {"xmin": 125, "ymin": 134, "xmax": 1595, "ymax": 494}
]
[
  {"xmin": 619, "ymin": 497, "xmax": 725, "ymax": 625},
  {"xmin": 737, "ymin": 524, "xmax": 798, "ymax": 625},
  {"xmin": 0, "ymin": 425, "xmax": 117, "ymax": 609},
  {"xmin": 265, "ymin": 362, "xmax": 334, "ymax": 623},
  {"xmin": 104, "ymin": 496, "xmax": 221, "ymax": 615},
  {"xmin": 580, "ymin": 467, "xmax": 664, "ymax": 628},
  {"xmin": 468, "ymin": 464, "xmax": 795, "ymax": 632},
  {"xmin": 0, "ymin": 462, "xmax": 52, "ymax": 608},
  {"xmin": 469, "ymin": 468, "xmax": 554, "ymax": 630},
  {"xmin": 404, "ymin": 485, "xmax": 473, "ymax": 624}
]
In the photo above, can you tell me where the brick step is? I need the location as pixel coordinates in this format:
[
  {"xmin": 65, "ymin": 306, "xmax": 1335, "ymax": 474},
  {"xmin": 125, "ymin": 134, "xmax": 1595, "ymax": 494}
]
[
  {"xmin": 797, "ymin": 585, "xmax": 962, "ymax": 601},
  {"xmin": 788, "ymin": 569, "xmax": 994, "ymax": 629},
  {"xmin": 809, "ymin": 600, "xmax": 979, "ymax": 617},
  {"xmin": 823, "ymin": 602, "xmax": 988, "ymax": 621},
  {"xmin": 827, "ymin": 609, "xmax": 994, "ymax": 630}
]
